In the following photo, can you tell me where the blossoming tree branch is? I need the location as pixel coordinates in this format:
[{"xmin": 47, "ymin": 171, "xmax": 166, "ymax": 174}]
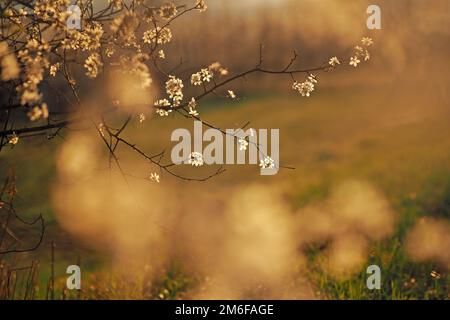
[{"xmin": 0, "ymin": 0, "xmax": 374, "ymax": 182}]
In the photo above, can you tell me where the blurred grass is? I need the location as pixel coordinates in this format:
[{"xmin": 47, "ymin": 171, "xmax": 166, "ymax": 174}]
[{"xmin": 0, "ymin": 81, "xmax": 449, "ymax": 299}]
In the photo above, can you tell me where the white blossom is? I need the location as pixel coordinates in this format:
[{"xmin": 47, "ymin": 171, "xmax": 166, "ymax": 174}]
[
  {"xmin": 349, "ymin": 56, "xmax": 361, "ymax": 67},
  {"xmin": 238, "ymin": 138, "xmax": 248, "ymax": 151},
  {"xmin": 156, "ymin": 108, "xmax": 172, "ymax": 117},
  {"xmin": 188, "ymin": 151, "xmax": 204, "ymax": 166},
  {"xmin": 188, "ymin": 98, "xmax": 199, "ymax": 116},
  {"xmin": 165, "ymin": 76, "xmax": 184, "ymax": 106},
  {"xmin": 259, "ymin": 156, "xmax": 275, "ymax": 169},
  {"xmin": 328, "ymin": 56, "xmax": 340, "ymax": 67},
  {"xmin": 292, "ymin": 74, "xmax": 317, "ymax": 97},
  {"xmin": 8, "ymin": 133, "xmax": 19, "ymax": 145},
  {"xmin": 191, "ymin": 72, "xmax": 202, "ymax": 86},
  {"xmin": 150, "ymin": 172, "xmax": 160, "ymax": 183},
  {"xmin": 361, "ymin": 37, "xmax": 374, "ymax": 46}
]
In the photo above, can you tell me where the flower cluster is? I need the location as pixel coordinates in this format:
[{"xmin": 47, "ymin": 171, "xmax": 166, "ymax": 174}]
[
  {"xmin": 33, "ymin": 0, "xmax": 70, "ymax": 25},
  {"xmin": 154, "ymin": 99, "xmax": 172, "ymax": 116},
  {"xmin": 157, "ymin": 2, "xmax": 178, "ymax": 20},
  {"xmin": 0, "ymin": 0, "xmax": 373, "ymax": 182},
  {"xmin": 27, "ymin": 103, "xmax": 49, "ymax": 121},
  {"xmin": 191, "ymin": 68, "xmax": 213, "ymax": 86},
  {"xmin": 156, "ymin": 109, "xmax": 172, "ymax": 117},
  {"xmin": 165, "ymin": 76, "xmax": 184, "ymax": 107},
  {"xmin": 259, "ymin": 156, "xmax": 275, "ymax": 169},
  {"xmin": 143, "ymin": 27, "xmax": 173, "ymax": 45},
  {"xmin": 349, "ymin": 37, "xmax": 373, "ymax": 67},
  {"xmin": 328, "ymin": 56, "xmax": 340, "ymax": 69},
  {"xmin": 49, "ymin": 63, "xmax": 60, "ymax": 77},
  {"xmin": 292, "ymin": 74, "xmax": 318, "ymax": 97},
  {"xmin": 16, "ymin": 39, "xmax": 50, "ymax": 105},
  {"xmin": 190, "ymin": 62, "xmax": 228, "ymax": 87},
  {"xmin": 84, "ymin": 53, "xmax": 103, "ymax": 78},
  {"xmin": 62, "ymin": 23, "xmax": 104, "ymax": 51}
]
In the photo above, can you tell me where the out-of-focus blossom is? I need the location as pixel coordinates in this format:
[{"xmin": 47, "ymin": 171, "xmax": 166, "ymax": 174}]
[
  {"xmin": 188, "ymin": 98, "xmax": 199, "ymax": 116},
  {"xmin": 84, "ymin": 53, "xmax": 103, "ymax": 78},
  {"xmin": 8, "ymin": 133, "xmax": 19, "ymax": 145},
  {"xmin": 143, "ymin": 27, "xmax": 172, "ymax": 45},
  {"xmin": 27, "ymin": 103, "xmax": 49, "ymax": 121},
  {"xmin": 349, "ymin": 56, "xmax": 360, "ymax": 67},
  {"xmin": 228, "ymin": 90, "xmax": 236, "ymax": 99},
  {"xmin": 150, "ymin": 172, "xmax": 160, "ymax": 183}
]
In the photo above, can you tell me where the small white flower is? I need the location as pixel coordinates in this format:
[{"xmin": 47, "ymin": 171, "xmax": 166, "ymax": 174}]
[
  {"xmin": 154, "ymin": 99, "xmax": 171, "ymax": 108},
  {"xmin": 191, "ymin": 72, "xmax": 202, "ymax": 86},
  {"xmin": 259, "ymin": 156, "xmax": 275, "ymax": 169},
  {"xmin": 361, "ymin": 37, "xmax": 374, "ymax": 46},
  {"xmin": 200, "ymin": 68, "xmax": 213, "ymax": 82},
  {"xmin": 228, "ymin": 90, "xmax": 236, "ymax": 99},
  {"xmin": 49, "ymin": 63, "xmax": 60, "ymax": 76},
  {"xmin": 349, "ymin": 56, "xmax": 361, "ymax": 67},
  {"xmin": 98, "ymin": 123, "xmax": 106, "ymax": 137},
  {"xmin": 238, "ymin": 137, "xmax": 248, "ymax": 151},
  {"xmin": 143, "ymin": 27, "xmax": 172, "ymax": 44},
  {"xmin": 8, "ymin": 133, "xmax": 19, "ymax": 145},
  {"xmin": 354, "ymin": 45, "xmax": 364, "ymax": 53},
  {"xmin": 189, "ymin": 108, "xmax": 199, "ymax": 117},
  {"xmin": 156, "ymin": 108, "xmax": 171, "ymax": 117},
  {"xmin": 84, "ymin": 53, "xmax": 102, "ymax": 78},
  {"xmin": 328, "ymin": 56, "xmax": 340, "ymax": 67},
  {"xmin": 188, "ymin": 151, "xmax": 204, "ymax": 167},
  {"xmin": 150, "ymin": 172, "xmax": 160, "ymax": 183}
]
